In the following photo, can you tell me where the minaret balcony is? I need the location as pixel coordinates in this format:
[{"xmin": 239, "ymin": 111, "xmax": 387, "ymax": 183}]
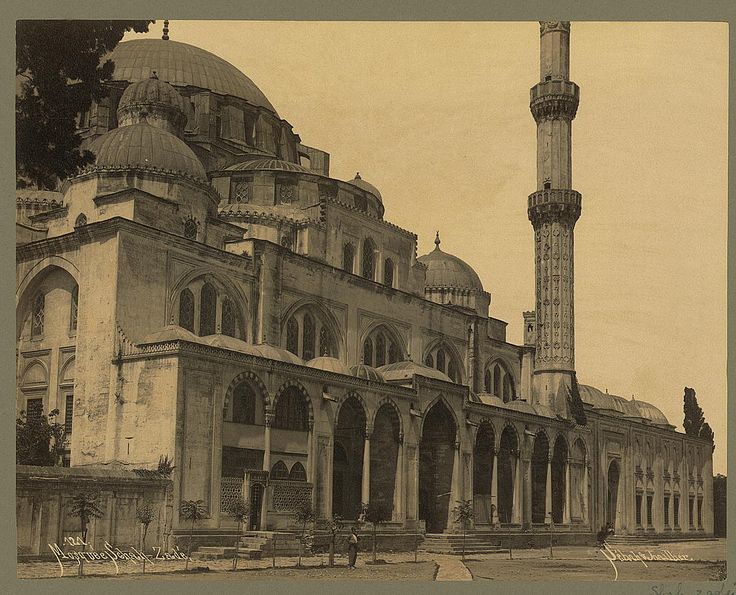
[
  {"xmin": 530, "ymin": 80, "xmax": 579, "ymax": 122},
  {"xmin": 528, "ymin": 189, "xmax": 582, "ymax": 226}
]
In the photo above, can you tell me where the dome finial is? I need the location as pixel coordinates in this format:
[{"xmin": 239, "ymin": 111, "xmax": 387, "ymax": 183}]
[
  {"xmin": 162, "ymin": 20, "xmax": 170, "ymax": 41},
  {"xmin": 434, "ymin": 231, "xmax": 441, "ymax": 249},
  {"xmin": 150, "ymin": 70, "xmax": 159, "ymax": 80},
  {"xmin": 355, "ymin": 172, "xmax": 361, "ymax": 180}
]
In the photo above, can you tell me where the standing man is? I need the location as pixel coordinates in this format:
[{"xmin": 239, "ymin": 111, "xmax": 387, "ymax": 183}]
[{"xmin": 347, "ymin": 526, "xmax": 359, "ymax": 569}]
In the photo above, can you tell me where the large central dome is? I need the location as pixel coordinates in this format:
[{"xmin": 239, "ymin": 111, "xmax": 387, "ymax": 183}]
[{"xmin": 108, "ymin": 39, "xmax": 277, "ymax": 114}]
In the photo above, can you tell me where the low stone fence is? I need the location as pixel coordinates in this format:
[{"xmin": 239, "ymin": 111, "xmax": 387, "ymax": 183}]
[{"xmin": 17, "ymin": 464, "xmax": 172, "ymax": 560}]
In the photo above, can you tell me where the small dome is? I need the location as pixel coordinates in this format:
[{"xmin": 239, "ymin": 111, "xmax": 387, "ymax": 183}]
[
  {"xmin": 350, "ymin": 364, "xmax": 385, "ymax": 383},
  {"xmin": 225, "ymin": 158, "xmax": 312, "ymax": 173},
  {"xmin": 579, "ymin": 385, "xmax": 652, "ymax": 420},
  {"xmin": 417, "ymin": 233, "xmax": 484, "ymax": 292},
  {"xmin": 307, "ymin": 356, "xmax": 351, "ymax": 376},
  {"xmin": 118, "ymin": 75, "xmax": 188, "ymax": 115},
  {"xmin": 139, "ymin": 324, "xmax": 201, "ymax": 345},
  {"xmin": 202, "ymin": 334, "xmax": 251, "ymax": 352},
  {"xmin": 503, "ymin": 399, "xmax": 537, "ymax": 416},
  {"xmin": 377, "ymin": 361, "xmax": 452, "ymax": 383},
  {"xmin": 251, "ymin": 344, "xmax": 303, "ymax": 366},
  {"xmin": 633, "ymin": 400, "xmax": 670, "ymax": 426},
  {"xmin": 348, "ymin": 172, "xmax": 382, "ymax": 202},
  {"xmin": 476, "ymin": 392, "xmax": 505, "ymax": 408},
  {"xmin": 88, "ymin": 123, "xmax": 207, "ymax": 183}
]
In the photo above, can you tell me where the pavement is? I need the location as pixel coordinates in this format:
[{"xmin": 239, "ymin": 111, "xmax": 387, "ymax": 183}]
[{"xmin": 16, "ymin": 539, "xmax": 726, "ymax": 581}]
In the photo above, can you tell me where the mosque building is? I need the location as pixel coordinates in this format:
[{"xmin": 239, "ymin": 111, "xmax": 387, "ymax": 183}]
[{"xmin": 16, "ymin": 21, "xmax": 713, "ymax": 548}]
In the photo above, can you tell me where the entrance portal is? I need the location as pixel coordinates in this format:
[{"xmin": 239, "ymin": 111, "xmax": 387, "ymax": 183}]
[{"xmin": 607, "ymin": 460, "xmax": 620, "ymax": 529}]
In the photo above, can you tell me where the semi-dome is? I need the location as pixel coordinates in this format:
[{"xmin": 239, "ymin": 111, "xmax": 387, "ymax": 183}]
[
  {"xmin": 88, "ymin": 123, "xmax": 207, "ymax": 183},
  {"xmin": 417, "ymin": 233, "xmax": 484, "ymax": 291},
  {"xmin": 377, "ymin": 360, "xmax": 452, "ymax": 383},
  {"xmin": 307, "ymin": 356, "xmax": 351, "ymax": 376},
  {"xmin": 225, "ymin": 158, "xmax": 312, "ymax": 174},
  {"xmin": 348, "ymin": 172, "xmax": 382, "ymax": 202},
  {"xmin": 108, "ymin": 39, "xmax": 278, "ymax": 114},
  {"xmin": 350, "ymin": 364, "xmax": 385, "ymax": 383}
]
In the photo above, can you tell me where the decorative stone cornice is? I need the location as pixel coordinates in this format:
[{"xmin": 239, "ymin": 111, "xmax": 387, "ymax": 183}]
[
  {"xmin": 539, "ymin": 21, "xmax": 570, "ymax": 35},
  {"xmin": 528, "ymin": 189, "xmax": 582, "ymax": 227},
  {"xmin": 530, "ymin": 81, "xmax": 580, "ymax": 122}
]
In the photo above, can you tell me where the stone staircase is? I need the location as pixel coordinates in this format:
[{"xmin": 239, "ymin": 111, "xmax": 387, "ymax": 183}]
[
  {"xmin": 421, "ymin": 533, "xmax": 512, "ymax": 556},
  {"xmin": 193, "ymin": 531, "xmax": 303, "ymax": 561}
]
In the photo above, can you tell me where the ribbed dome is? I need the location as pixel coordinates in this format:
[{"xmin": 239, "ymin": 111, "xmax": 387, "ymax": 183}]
[
  {"xmin": 225, "ymin": 158, "xmax": 312, "ymax": 173},
  {"xmin": 307, "ymin": 356, "xmax": 351, "ymax": 376},
  {"xmin": 578, "ymin": 385, "xmax": 641, "ymax": 418},
  {"xmin": 377, "ymin": 361, "xmax": 452, "ymax": 383},
  {"xmin": 417, "ymin": 234, "xmax": 484, "ymax": 291},
  {"xmin": 632, "ymin": 400, "xmax": 670, "ymax": 426},
  {"xmin": 119, "ymin": 76, "xmax": 188, "ymax": 114},
  {"xmin": 348, "ymin": 173, "xmax": 382, "ymax": 202},
  {"xmin": 108, "ymin": 39, "xmax": 277, "ymax": 114},
  {"xmin": 88, "ymin": 123, "xmax": 207, "ymax": 182},
  {"xmin": 350, "ymin": 364, "xmax": 385, "ymax": 383}
]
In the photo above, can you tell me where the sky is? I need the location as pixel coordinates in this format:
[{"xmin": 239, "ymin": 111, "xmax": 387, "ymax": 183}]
[{"xmin": 125, "ymin": 21, "xmax": 729, "ymax": 473}]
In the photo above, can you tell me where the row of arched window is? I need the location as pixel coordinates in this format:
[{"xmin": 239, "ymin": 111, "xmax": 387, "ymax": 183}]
[
  {"xmin": 225, "ymin": 383, "xmax": 309, "ymax": 432},
  {"xmin": 425, "ymin": 345, "xmax": 461, "ymax": 383},
  {"xmin": 343, "ymin": 239, "xmax": 395, "ymax": 288},
  {"xmin": 178, "ymin": 280, "xmax": 244, "ymax": 339},
  {"xmin": 484, "ymin": 362, "xmax": 516, "ymax": 402},
  {"xmin": 363, "ymin": 330, "xmax": 401, "ymax": 368},
  {"xmin": 285, "ymin": 311, "xmax": 336, "ymax": 359}
]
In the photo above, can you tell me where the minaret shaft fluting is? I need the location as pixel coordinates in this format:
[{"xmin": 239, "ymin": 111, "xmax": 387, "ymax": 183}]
[{"xmin": 529, "ymin": 21, "xmax": 581, "ymax": 413}]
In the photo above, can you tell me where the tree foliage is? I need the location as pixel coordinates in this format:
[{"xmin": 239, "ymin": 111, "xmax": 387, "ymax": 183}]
[
  {"xmin": 292, "ymin": 500, "xmax": 315, "ymax": 567},
  {"xmin": 452, "ymin": 499, "xmax": 474, "ymax": 561},
  {"xmin": 16, "ymin": 408, "xmax": 66, "ymax": 466},
  {"xmin": 683, "ymin": 387, "xmax": 705, "ymax": 436},
  {"xmin": 180, "ymin": 499, "xmax": 208, "ymax": 570},
  {"xmin": 16, "ymin": 20, "xmax": 153, "ymax": 189},
  {"xmin": 364, "ymin": 501, "xmax": 392, "ymax": 563}
]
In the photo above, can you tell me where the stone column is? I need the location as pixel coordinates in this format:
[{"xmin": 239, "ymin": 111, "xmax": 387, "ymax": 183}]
[
  {"xmin": 583, "ymin": 458, "xmax": 589, "ymax": 525},
  {"xmin": 450, "ymin": 440, "xmax": 461, "ymax": 530},
  {"xmin": 261, "ymin": 409, "xmax": 273, "ymax": 531},
  {"xmin": 564, "ymin": 457, "xmax": 571, "ymax": 524},
  {"xmin": 361, "ymin": 428, "xmax": 372, "ymax": 506},
  {"xmin": 490, "ymin": 447, "xmax": 499, "ymax": 526},
  {"xmin": 306, "ymin": 421, "xmax": 314, "ymax": 483},
  {"xmin": 393, "ymin": 434, "xmax": 405, "ymax": 522},
  {"xmin": 545, "ymin": 456, "xmax": 552, "ymax": 523}
]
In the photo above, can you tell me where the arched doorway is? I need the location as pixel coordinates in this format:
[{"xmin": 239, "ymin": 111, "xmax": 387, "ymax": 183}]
[
  {"xmin": 497, "ymin": 426, "xmax": 518, "ymax": 524},
  {"xmin": 370, "ymin": 403, "xmax": 401, "ymax": 516},
  {"xmin": 473, "ymin": 422, "xmax": 495, "ymax": 525},
  {"xmin": 531, "ymin": 432, "xmax": 550, "ymax": 524},
  {"xmin": 419, "ymin": 400, "xmax": 457, "ymax": 533},
  {"xmin": 551, "ymin": 436, "xmax": 568, "ymax": 524},
  {"xmin": 333, "ymin": 396, "xmax": 366, "ymax": 520},
  {"xmin": 607, "ymin": 460, "xmax": 620, "ymax": 529}
]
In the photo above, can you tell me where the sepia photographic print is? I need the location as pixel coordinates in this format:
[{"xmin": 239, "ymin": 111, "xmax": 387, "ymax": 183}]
[{"xmin": 13, "ymin": 13, "xmax": 729, "ymax": 591}]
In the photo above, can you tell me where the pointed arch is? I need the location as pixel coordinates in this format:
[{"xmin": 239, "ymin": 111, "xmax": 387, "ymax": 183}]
[
  {"xmin": 423, "ymin": 339, "xmax": 464, "ymax": 384},
  {"xmin": 223, "ymin": 371, "xmax": 269, "ymax": 419},
  {"xmin": 273, "ymin": 379, "xmax": 314, "ymax": 429},
  {"xmin": 281, "ymin": 298, "xmax": 345, "ymax": 360},
  {"xmin": 370, "ymin": 396, "xmax": 404, "ymax": 437},
  {"xmin": 359, "ymin": 322, "xmax": 407, "ymax": 367},
  {"xmin": 485, "ymin": 358, "xmax": 517, "ymax": 402},
  {"xmin": 419, "ymin": 395, "xmax": 459, "ymax": 440}
]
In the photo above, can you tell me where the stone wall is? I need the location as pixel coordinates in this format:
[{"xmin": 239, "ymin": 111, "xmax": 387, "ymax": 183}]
[{"xmin": 16, "ymin": 465, "xmax": 172, "ymax": 560}]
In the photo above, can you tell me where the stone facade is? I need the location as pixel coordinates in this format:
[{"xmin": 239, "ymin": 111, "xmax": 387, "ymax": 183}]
[{"xmin": 15, "ymin": 23, "xmax": 714, "ymax": 548}]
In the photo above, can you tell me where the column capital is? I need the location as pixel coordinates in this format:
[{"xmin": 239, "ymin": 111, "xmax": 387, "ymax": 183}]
[
  {"xmin": 264, "ymin": 410, "xmax": 274, "ymax": 427},
  {"xmin": 364, "ymin": 426, "xmax": 373, "ymax": 440},
  {"xmin": 454, "ymin": 441, "xmax": 461, "ymax": 451}
]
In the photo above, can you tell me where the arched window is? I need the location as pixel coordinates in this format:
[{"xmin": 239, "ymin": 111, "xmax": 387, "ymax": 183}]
[
  {"xmin": 436, "ymin": 348, "xmax": 446, "ymax": 372},
  {"xmin": 362, "ymin": 238, "xmax": 376, "ymax": 280},
  {"xmin": 74, "ymin": 213, "xmax": 87, "ymax": 228},
  {"xmin": 343, "ymin": 243, "xmax": 355, "ymax": 273},
  {"xmin": 388, "ymin": 340, "xmax": 399, "ymax": 364},
  {"xmin": 319, "ymin": 326, "xmax": 335, "ymax": 357},
  {"xmin": 31, "ymin": 292, "xmax": 44, "ymax": 338},
  {"xmin": 493, "ymin": 364, "xmax": 502, "ymax": 396},
  {"xmin": 274, "ymin": 388, "xmax": 308, "ymax": 431},
  {"xmin": 183, "ymin": 219, "xmax": 197, "ymax": 240},
  {"xmin": 448, "ymin": 359, "xmax": 458, "ymax": 383},
  {"xmin": 503, "ymin": 374, "xmax": 511, "ymax": 402},
  {"xmin": 363, "ymin": 338, "xmax": 374, "ymax": 366},
  {"xmin": 289, "ymin": 462, "xmax": 307, "ymax": 482},
  {"xmin": 302, "ymin": 313, "xmax": 316, "ymax": 360},
  {"xmin": 375, "ymin": 333, "xmax": 386, "ymax": 367},
  {"xmin": 271, "ymin": 461, "xmax": 289, "ymax": 480},
  {"xmin": 200, "ymin": 283, "xmax": 217, "ymax": 336},
  {"xmin": 286, "ymin": 317, "xmax": 299, "ymax": 355},
  {"xmin": 179, "ymin": 288, "xmax": 195, "ymax": 333},
  {"xmin": 425, "ymin": 353, "xmax": 433, "ymax": 368},
  {"xmin": 384, "ymin": 258, "xmax": 394, "ymax": 287},
  {"xmin": 484, "ymin": 369, "xmax": 492, "ymax": 393},
  {"xmin": 221, "ymin": 297, "xmax": 238, "ymax": 338},
  {"xmin": 70, "ymin": 284, "xmax": 79, "ymax": 332},
  {"xmin": 232, "ymin": 382, "xmax": 256, "ymax": 424}
]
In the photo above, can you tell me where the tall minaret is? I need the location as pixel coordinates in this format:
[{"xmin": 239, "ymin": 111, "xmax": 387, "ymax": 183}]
[{"xmin": 528, "ymin": 21, "xmax": 582, "ymax": 417}]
